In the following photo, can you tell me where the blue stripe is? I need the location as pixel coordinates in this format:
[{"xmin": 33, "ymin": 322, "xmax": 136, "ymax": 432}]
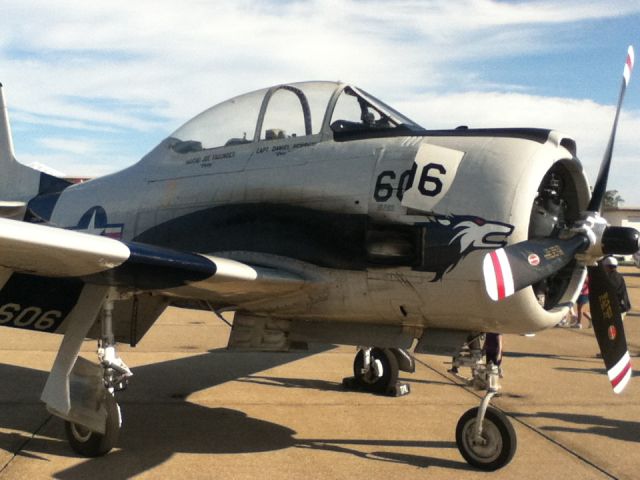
[{"xmin": 83, "ymin": 241, "xmax": 216, "ymax": 289}]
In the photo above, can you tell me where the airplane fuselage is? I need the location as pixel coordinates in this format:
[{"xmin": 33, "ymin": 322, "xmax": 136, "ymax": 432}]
[
  {"xmin": 32, "ymin": 125, "xmax": 589, "ymax": 335},
  {"xmin": 1, "ymin": 75, "xmax": 634, "ymax": 468}
]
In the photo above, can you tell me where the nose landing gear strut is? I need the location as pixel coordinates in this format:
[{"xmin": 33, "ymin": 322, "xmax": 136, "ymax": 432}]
[{"xmin": 450, "ymin": 337, "xmax": 517, "ymax": 471}]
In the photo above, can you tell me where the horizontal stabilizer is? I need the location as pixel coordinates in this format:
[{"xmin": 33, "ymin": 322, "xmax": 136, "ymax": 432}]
[{"xmin": 0, "ymin": 201, "xmax": 26, "ymax": 219}]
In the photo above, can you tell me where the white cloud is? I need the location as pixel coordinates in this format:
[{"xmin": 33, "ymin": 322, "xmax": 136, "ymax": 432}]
[
  {"xmin": 37, "ymin": 137, "xmax": 95, "ymax": 155},
  {"xmin": 3, "ymin": 0, "xmax": 637, "ymax": 116},
  {"xmin": 1, "ymin": 0, "xmax": 639, "ymax": 203}
]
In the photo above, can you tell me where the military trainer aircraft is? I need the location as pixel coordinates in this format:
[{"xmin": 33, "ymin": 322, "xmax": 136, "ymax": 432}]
[{"xmin": 0, "ymin": 46, "xmax": 636, "ymax": 471}]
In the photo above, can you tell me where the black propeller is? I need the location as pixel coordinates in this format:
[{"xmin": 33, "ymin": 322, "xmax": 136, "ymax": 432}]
[
  {"xmin": 484, "ymin": 45, "xmax": 636, "ymax": 393},
  {"xmin": 588, "ymin": 261, "xmax": 632, "ymax": 393}
]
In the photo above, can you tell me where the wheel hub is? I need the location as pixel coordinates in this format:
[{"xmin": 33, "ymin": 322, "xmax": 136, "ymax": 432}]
[
  {"xmin": 70, "ymin": 423, "xmax": 93, "ymax": 443},
  {"xmin": 464, "ymin": 420, "xmax": 502, "ymax": 462}
]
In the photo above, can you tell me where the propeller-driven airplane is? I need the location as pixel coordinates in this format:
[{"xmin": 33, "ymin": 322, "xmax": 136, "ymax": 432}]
[{"xmin": 0, "ymin": 46, "xmax": 636, "ymax": 471}]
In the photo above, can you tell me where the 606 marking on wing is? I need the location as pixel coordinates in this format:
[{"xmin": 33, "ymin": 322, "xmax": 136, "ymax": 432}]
[{"xmin": 0, "ymin": 303, "xmax": 62, "ymax": 330}]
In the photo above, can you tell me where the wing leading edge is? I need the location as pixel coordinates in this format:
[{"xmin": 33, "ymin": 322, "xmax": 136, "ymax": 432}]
[{"xmin": 0, "ymin": 217, "xmax": 308, "ymax": 298}]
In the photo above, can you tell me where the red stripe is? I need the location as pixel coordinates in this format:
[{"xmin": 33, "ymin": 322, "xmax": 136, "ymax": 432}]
[
  {"xmin": 490, "ymin": 251, "xmax": 506, "ymax": 300},
  {"xmin": 627, "ymin": 54, "xmax": 634, "ymax": 71},
  {"xmin": 611, "ymin": 359, "xmax": 632, "ymax": 389}
]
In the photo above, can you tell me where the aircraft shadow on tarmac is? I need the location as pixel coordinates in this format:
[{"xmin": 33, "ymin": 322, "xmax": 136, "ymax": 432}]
[
  {"xmin": 294, "ymin": 438, "xmax": 466, "ymax": 471},
  {"xmin": 514, "ymin": 411, "xmax": 640, "ymax": 443},
  {"xmin": 623, "ymin": 272, "xmax": 640, "ymax": 278},
  {"xmin": 236, "ymin": 374, "xmax": 453, "ymax": 391},
  {"xmin": 0, "ymin": 347, "xmax": 473, "ymax": 478},
  {"xmin": 504, "ymin": 351, "xmax": 589, "ymax": 362},
  {"xmin": 233, "ymin": 374, "xmax": 345, "ymax": 392},
  {"xmin": 0, "ymin": 349, "xmax": 321, "ymax": 478}
]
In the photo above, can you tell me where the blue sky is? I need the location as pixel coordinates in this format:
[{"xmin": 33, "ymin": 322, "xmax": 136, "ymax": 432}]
[{"xmin": 2, "ymin": 0, "xmax": 640, "ymax": 204}]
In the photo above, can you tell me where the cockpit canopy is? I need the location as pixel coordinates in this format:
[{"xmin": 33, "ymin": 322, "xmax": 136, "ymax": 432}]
[{"xmin": 169, "ymin": 81, "xmax": 423, "ymax": 153}]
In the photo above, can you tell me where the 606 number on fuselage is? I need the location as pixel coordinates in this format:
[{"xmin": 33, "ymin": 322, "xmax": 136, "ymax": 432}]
[{"xmin": 373, "ymin": 162, "xmax": 446, "ymax": 202}]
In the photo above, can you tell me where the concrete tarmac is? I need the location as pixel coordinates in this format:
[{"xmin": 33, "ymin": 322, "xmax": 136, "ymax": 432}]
[{"xmin": 0, "ymin": 268, "xmax": 639, "ymax": 479}]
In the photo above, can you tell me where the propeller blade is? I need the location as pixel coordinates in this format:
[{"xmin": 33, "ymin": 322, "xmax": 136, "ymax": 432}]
[
  {"xmin": 588, "ymin": 45, "xmax": 634, "ymax": 212},
  {"xmin": 588, "ymin": 263, "xmax": 632, "ymax": 393},
  {"xmin": 483, "ymin": 236, "xmax": 588, "ymax": 301}
]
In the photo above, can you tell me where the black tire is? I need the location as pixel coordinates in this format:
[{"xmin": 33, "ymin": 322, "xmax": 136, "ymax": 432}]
[
  {"xmin": 352, "ymin": 347, "xmax": 399, "ymax": 394},
  {"xmin": 65, "ymin": 392, "xmax": 121, "ymax": 457},
  {"xmin": 456, "ymin": 406, "xmax": 517, "ymax": 471}
]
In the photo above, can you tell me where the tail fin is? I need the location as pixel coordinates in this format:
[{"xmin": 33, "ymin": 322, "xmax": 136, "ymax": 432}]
[
  {"xmin": 0, "ymin": 83, "xmax": 16, "ymax": 162},
  {"xmin": 0, "ymin": 83, "xmax": 71, "ymax": 208}
]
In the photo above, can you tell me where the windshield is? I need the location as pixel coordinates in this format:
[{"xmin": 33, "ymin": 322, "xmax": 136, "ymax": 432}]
[{"xmin": 330, "ymin": 86, "xmax": 422, "ymax": 134}]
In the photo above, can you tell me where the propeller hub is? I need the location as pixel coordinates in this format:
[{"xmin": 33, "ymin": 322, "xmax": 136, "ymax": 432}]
[
  {"xmin": 602, "ymin": 226, "xmax": 640, "ymax": 255},
  {"xmin": 570, "ymin": 213, "xmax": 608, "ymax": 266},
  {"xmin": 570, "ymin": 214, "xmax": 640, "ymax": 264}
]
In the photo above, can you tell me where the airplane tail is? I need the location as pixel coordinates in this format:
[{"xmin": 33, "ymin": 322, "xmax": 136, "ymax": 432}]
[{"xmin": 0, "ymin": 83, "xmax": 71, "ymax": 218}]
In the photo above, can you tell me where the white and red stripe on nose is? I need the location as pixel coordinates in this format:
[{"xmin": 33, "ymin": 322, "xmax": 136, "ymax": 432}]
[{"xmin": 483, "ymin": 248, "xmax": 515, "ymax": 301}]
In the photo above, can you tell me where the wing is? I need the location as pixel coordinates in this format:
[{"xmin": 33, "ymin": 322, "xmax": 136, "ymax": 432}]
[
  {"xmin": 0, "ymin": 216, "xmax": 319, "ymax": 421},
  {"xmin": 0, "ymin": 217, "xmax": 312, "ymax": 304}
]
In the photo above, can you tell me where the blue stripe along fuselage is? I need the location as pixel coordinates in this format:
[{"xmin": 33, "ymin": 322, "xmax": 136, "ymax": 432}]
[
  {"xmin": 134, "ymin": 203, "xmax": 372, "ymax": 270},
  {"xmin": 132, "ymin": 203, "xmax": 513, "ymax": 278}
]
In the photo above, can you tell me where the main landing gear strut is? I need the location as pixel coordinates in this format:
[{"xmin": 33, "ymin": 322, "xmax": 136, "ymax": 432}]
[
  {"xmin": 65, "ymin": 295, "xmax": 132, "ymax": 456},
  {"xmin": 343, "ymin": 347, "xmax": 413, "ymax": 397},
  {"xmin": 450, "ymin": 335, "xmax": 517, "ymax": 471}
]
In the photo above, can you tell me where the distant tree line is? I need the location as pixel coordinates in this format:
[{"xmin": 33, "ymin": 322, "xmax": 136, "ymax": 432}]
[{"xmin": 603, "ymin": 190, "xmax": 624, "ymax": 209}]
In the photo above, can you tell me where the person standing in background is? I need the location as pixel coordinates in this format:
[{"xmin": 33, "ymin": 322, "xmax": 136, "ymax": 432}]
[
  {"xmin": 572, "ymin": 276, "xmax": 591, "ymax": 328},
  {"xmin": 484, "ymin": 332, "xmax": 503, "ymax": 377}
]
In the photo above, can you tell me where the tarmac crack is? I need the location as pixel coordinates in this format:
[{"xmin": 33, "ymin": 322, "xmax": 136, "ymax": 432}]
[
  {"xmin": 414, "ymin": 356, "xmax": 618, "ymax": 479},
  {"xmin": 0, "ymin": 414, "xmax": 53, "ymax": 476}
]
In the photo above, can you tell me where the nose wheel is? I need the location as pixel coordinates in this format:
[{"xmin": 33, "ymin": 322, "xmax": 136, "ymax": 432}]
[
  {"xmin": 456, "ymin": 405, "xmax": 516, "ymax": 471},
  {"xmin": 449, "ymin": 338, "xmax": 517, "ymax": 470}
]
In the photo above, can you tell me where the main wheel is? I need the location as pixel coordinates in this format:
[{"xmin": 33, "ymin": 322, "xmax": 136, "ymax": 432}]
[
  {"xmin": 352, "ymin": 347, "xmax": 399, "ymax": 394},
  {"xmin": 456, "ymin": 406, "xmax": 517, "ymax": 471},
  {"xmin": 65, "ymin": 392, "xmax": 121, "ymax": 457}
]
